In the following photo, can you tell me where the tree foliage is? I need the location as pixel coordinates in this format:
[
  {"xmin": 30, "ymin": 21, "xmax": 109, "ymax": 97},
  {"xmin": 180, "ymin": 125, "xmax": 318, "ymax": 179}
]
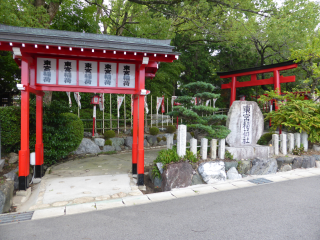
[
  {"xmin": 259, "ymin": 90, "xmax": 320, "ymax": 143},
  {"xmin": 169, "ymin": 82, "xmax": 230, "ymax": 139}
]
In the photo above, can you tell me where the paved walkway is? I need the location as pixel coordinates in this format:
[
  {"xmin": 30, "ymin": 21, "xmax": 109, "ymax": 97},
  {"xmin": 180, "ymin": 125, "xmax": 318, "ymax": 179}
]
[{"xmin": 17, "ymin": 148, "xmax": 163, "ymax": 212}]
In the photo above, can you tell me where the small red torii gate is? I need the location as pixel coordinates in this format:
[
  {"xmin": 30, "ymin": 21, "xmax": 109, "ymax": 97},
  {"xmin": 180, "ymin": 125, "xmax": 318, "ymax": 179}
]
[
  {"xmin": 217, "ymin": 61, "xmax": 298, "ymax": 107},
  {"xmin": 0, "ymin": 24, "xmax": 179, "ymax": 191}
]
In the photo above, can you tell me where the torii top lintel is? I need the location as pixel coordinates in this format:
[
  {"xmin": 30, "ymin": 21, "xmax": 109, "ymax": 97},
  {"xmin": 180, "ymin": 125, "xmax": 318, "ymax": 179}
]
[
  {"xmin": 0, "ymin": 24, "xmax": 179, "ymax": 95},
  {"xmin": 216, "ymin": 61, "xmax": 298, "ymax": 106}
]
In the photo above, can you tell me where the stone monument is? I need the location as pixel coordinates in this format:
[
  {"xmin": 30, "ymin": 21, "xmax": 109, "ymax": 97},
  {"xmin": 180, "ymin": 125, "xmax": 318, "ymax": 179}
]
[{"xmin": 225, "ymin": 101, "xmax": 270, "ymax": 160}]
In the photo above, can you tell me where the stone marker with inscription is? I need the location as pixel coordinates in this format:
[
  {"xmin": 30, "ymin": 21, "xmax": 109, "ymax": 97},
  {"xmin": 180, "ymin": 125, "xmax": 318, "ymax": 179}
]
[{"xmin": 225, "ymin": 101, "xmax": 270, "ymax": 160}]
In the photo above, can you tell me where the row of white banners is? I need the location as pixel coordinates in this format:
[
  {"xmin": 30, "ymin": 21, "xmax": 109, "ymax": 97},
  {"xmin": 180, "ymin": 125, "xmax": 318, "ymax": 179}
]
[{"xmin": 65, "ymin": 93, "xmax": 218, "ymax": 117}]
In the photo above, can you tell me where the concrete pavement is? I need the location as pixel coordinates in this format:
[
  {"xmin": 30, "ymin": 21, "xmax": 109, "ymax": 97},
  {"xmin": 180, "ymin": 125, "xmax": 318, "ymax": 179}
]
[{"xmin": 1, "ymin": 173, "xmax": 320, "ymax": 239}]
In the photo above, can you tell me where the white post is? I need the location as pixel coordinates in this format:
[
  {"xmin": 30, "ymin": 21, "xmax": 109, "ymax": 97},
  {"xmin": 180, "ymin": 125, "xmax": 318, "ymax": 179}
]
[
  {"xmin": 288, "ymin": 133, "xmax": 294, "ymax": 153},
  {"xmin": 210, "ymin": 139, "xmax": 217, "ymax": 160},
  {"xmin": 272, "ymin": 134, "xmax": 279, "ymax": 155},
  {"xmin": 110, "ymin": 94, "xmax": 112, "ymax": 130},
  {"xmin": 190, "ymin": 138, "xmax": 197, "ymax": 156},
  {"xmin": 201, "ymin": 138, "xmax": 208, "ymax": 160},
  {"xmin": 177, "ymin": 124, "xmax": 187, "ymax": 157},
  {"xmin": 167, "ymin": 134, "xmax": 173, "ymax": 150},
  {"xmin": 102, "ymin": 93, "xmax": 105, "ymax": 134},
  {"xmin": 301, "ymin": 131, "xmax": 308, "ymax": 151},
  {"xmin": 218, "ymin": 139, "xmax": 225, "ymax": 159},
  {"xmin": 280, "ymin": 133, "xmax": 287, "ymax": 155},
  {"xmin": 294, "ymin": 133, "xmax": 301, "ymax": 148},
  {"xmin": 124, "ymin": 94, "xmax": 126, "ymax": 133}
]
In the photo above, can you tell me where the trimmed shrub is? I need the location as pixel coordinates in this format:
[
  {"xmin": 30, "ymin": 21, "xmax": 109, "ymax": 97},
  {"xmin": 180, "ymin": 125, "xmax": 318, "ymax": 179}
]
[
  {"xmin": 62, "ymin": 113, "xmax": 84, "ymax": 148},
  {"xmin": 257, "ymin": 132, "xmax": 274, "ymax": 146},
  {"xmin": 157, "ymin": 137, "xmax": 161, "ymax": 143},
  {"xmin": 0, "ymin": 106, "xmax": 21, "ymax": 153},
  {"xmin": 190, "ymin": 132, "xmax": 194, "ymax": 137},
  {"xmin": 104, "ymin": 130, "xmax": 116, "ymax": 139},
  {"xmin": 149, "ymin": 127, "xmax": 160, "ymax": 136},
  {"xmin": 166, "ymin": 125, "xmax": 176, "ymax": 134},
  {"xmin": 162, "ymin": 136, "xmax": 167, "ymax": 141},
  {"xmin": 105, "ymin": 139, "xmax": 112, "ymax": 146}
]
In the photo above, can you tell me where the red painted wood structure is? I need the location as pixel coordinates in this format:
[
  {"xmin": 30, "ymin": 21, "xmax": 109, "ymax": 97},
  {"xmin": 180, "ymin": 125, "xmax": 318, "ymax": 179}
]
[
  {"xmin": 217, "ymin": 61, "xmax": 298, "ymax": 107},
  {"xmin": 0, "ymin": 24, "xmax": 178, "ymax": 190}
]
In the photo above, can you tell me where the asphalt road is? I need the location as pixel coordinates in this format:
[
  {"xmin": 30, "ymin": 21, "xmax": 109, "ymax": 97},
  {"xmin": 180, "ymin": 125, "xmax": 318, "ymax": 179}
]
[{"xmin": 1, "ymin": 176, "xmax": 320, "ymax": 240}]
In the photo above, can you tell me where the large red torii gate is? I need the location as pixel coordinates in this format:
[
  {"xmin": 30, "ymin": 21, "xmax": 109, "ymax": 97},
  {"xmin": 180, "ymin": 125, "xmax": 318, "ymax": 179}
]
[
  {"xmin": 217, "ymin": 61, "xmax": 298, "ymax": 107},
  {"xmin": 0, "ymin": 24, "xmax": 179, "ymax": 191}
]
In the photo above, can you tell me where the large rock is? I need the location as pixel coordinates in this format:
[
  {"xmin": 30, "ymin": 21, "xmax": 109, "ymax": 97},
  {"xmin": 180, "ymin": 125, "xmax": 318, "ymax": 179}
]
[
  {"xmin": 237, "ymin": 160, "xmax": 251, "ymax": 175},
  {"xmin": 103, "ymin": 145, "xmax": 116, "ymax": 152},
  {"xmin": 198, "ymin": 161, "xmax": 226, "ymax": 184},
  {"xmin": 225, "ymin": 161, "xmax": 238, "ymax": 171},
  {"xmin": 154, "ymin": 177, "xmax": 162, "ymax": 188},
  {"xmin": 249, "ymin": 158, "xmax": 277, "ymax": 175},
  {"xmin": 73, "ymin": 138, "xmax": 101, "ymax": 155},
  {"xmin": 124, "ymin": 137, "xmax": 133, "ymax": 149},
  {"xmin": 226, "ymin": 101, "xmax": 264, "ymax": 147},
  {"xmin": 4, "ymin": 168, "xmax": 19, "ymax": 190},
  {"xmin": 279, "ymin": 164, "xmax": 292, "ymax": 172},
  {"xmin": 227, "ymin": 167, "xmax": 242, "ymax": 180},
  {"xmin": 94, "ymin": 138, "xmax": 105, "ymax": 147},
  {"xmin": 192, "ymin": 173, "xmax": 204, "ymax": 185},
  {"xmin": 225, "ymin": 145, "xmax": 270, "ymax": 160},
  {"xmin": 110, "ymin": 137, "xmax": 125, "ymax": 151},
  {"xmin": 313, "ymin": 145, "xmax": 320, "ymax": 152},
  {"xmin": 292, "ymin": 157, "xmax": 303, "ymax": 169},
  {"xmin": 0, "ymin": 180, "xmax": 14, "ymax": 213},
  {"xmin": 302, "ymin": 156, "xmax": 316, "ymax": 168},
  {"xmin": 313, "ymin": 155, "xmax": 320, "ymax": 161},
  {"xmin": 161, "ymin": 162, "xmax": 193, "ymax": 191},
  {"xmin": 83, "ymin": 132, "xmax": 92, "ymax": 138},
  {"xmin": 276, "ymin": 156, "xmax": 294, "ymax": 170},
  {"xmin": 8, "ymin": 153, "xmax": 18, "ymax": 164}
]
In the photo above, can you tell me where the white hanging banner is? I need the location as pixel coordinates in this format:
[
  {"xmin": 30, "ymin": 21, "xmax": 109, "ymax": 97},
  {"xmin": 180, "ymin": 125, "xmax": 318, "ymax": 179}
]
[
  {"xmin": 99, "ymin": 93, "xmax": 104, "ymax": 111},
  {"xmin": 206, "ymin": 99, "xmax": 211, "ymax": 106},
  {"xmin": 156, "ymin": 97, "xmax": 163, "ymax": 114},
  {"xmin": 172, "ymin": 96, "xmax": 177, "ymax": 106},
  {"xmin": 74, "ymin": 92, "xmax": 81, "ymax": 109},
  {"xmin": 213, "ymin": 98, "xmax": 217, "ymax": 108},
  {"xmin": 145, "ymin": 96, "xmax": 149, "ymax": 114},
  {"xmin": 117, "ymin": 96, "xmax": 124, "ymax": 117},
  {"xmin": 191, "ymin": 97, "xmax": 197, "ymax": 105},
  {"xmin": 66, "ymin": 92, "xmax": 72, "ymax": 107}
]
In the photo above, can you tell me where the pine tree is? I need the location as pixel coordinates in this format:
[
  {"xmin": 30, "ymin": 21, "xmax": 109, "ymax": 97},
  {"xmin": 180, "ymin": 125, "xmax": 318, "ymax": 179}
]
[{"xmin": 169, "ymin": 81, "xmax": 230, "ymax": 140}]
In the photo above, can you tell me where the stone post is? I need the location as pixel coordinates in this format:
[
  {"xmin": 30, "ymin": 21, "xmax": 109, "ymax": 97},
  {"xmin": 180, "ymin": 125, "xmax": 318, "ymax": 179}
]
[
  {"xmin": 177, "ymin": 124, "xmax": 187, "ymax": 157},
  {"xmin": 218, "ymin": 139, "xmax": 225, "ymax": 159},
  {"xmin": 280, "ymin": 133, "xmax": 287, "ymax": 155},
  {"xmin": 210, "ymin": 139, "xmax": 217, "ymax": 160},
  {"xmin": 190, "ymin": 138, "xmax": 197, "ymax": 156},
  {"xmin": 200, "ymin": 138, "xmax": 208, "ymax": 160},
  {"xmin": 301, "ymin": 131, "xmax": 308, "ymax": 152},
  {"xmin": 272, "ymin": 134, "xmax": 279, "ymax": 155},
  {"xmin": 294, "ymin": 133, "xmax": 301, "ymax": 148},
  {"xmin": 166, "ymin": 134, "xmax": 173, "ymax": 150},
  {"xmin": 288, "ymin": 133, "xmax": 294, "ymax": 153}
]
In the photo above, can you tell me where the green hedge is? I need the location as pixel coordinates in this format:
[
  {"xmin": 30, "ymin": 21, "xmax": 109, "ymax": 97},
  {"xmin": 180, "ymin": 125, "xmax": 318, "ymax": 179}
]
[{"xmin": 0, "ymin": 100, "xmax": 84, "ymax": 165}]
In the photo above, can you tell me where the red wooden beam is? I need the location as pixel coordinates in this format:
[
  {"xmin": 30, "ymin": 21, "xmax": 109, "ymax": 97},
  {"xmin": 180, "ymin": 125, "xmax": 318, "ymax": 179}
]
[{"xmin": 221, "ymin": 75, "xmax": 295, "ymax": 89}]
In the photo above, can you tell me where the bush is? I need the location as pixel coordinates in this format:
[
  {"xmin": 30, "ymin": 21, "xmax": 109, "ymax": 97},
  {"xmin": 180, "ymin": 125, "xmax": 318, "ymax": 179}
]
[
  {"xmin": 104, "ymin": 130, "xmax": 116, "ymax": 139},
  {"xmin": 0, "ymin": 106, "xmax": 21, "ymax": 153},
  {"xmin": 155, "ymin": 148, "xmax": 180, "ymax": 165},
  {"xmin": 105, "ymin": 139, "xmax": 112, "ymax": 146},
  {"xmin": 166, "ymin": 125, "xmax": 176, "ymax": 133},
  {"xmin": 257, "ymin": 132, "xmax": 274, "ymax": 146},
  {"xmin": 162, "ymin": 136, "xmax": 167, "ymax": 141},
  {"xmin": 183, "ymin": 150, "xmax": 198, "ymax": 163},
  {"xmin": 149, "ymin": 127, "xmax": 160, "ymax": 135},
  {"xmin": 225, "ymin": 150, "xmax": 234, "ymax": 160},
  {"xmin": 173, "ymin": 133, "xmax": 177, "ymax": 140},
  {"xmin": 62, "ymin": 112, "xmax": 84, "ymax": 148},
  {"xmin": 157, "ymin": 137, "xmax": 161, "ymax": 143},
  {"xmin": 190, "ymin": 132, "xmax": 194, "ymax": 137}
]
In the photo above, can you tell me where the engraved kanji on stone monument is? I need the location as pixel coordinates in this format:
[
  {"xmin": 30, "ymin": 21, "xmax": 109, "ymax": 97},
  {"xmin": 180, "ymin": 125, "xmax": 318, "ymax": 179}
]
[
  {"xmin": 104, "ymin": 64, "xmax": 112, "ymax": 85},
  {"xmin": 123, "ymin": 65, "xmax": 130, "ymax": 86},
  {"xmin": 84, "ymin": 63, "xmax": 92, "ymax": 84},
  {"xmin": 240, "ymin": 104, "xmax": 253, "ymax": 144},
  {"xmin": 43, "ymin": 60, "xmax": 51, "ymax": 83},
  {"xmin": 64, "ymin": 61, "xmax": 72, "ymax": 83}
]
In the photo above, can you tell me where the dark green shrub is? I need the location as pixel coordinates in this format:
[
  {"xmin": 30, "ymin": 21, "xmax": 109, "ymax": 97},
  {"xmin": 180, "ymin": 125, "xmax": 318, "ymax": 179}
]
[
  {"xmin": 155, "ymin": 148, "xmax": 180, "ymax": 166},
  {"xmin": 150, "ymin": 127, "xmax": 160, "ymax": 136},
  {"xmin": 105, "ymin": 139, "xmax": 112, "ymax": 146},
  {"xmin": 166, "ymin": 125, "xmax": 176, "ymax": 133},
  {"xmin": 162, "ymin": 136, "xmax": 166, "ymax": 141},
  {"xmin": 62, "ymin": 112, "xmax": 84, "ymax": 147},
  {"xmin": 0, "ymin": 106, "xmax": 21, "ymax": 153},
  {"xmin": 173, "ymin": 133, "xmax": 177, "ymax": 140},
  {"xmin": 157, "ymin": 137, "xmax": 161, "ymax": 143},
  {"xmin": 257, "ymin": 132, "xmax": 274, "ymax": 146},
  {"xmin": 190, "ymin": 132, "xmax": 194, "ymax": 137},
  {"xmin": 104, "ymin": 130, "xmax": 116, "ymax": 139}
]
